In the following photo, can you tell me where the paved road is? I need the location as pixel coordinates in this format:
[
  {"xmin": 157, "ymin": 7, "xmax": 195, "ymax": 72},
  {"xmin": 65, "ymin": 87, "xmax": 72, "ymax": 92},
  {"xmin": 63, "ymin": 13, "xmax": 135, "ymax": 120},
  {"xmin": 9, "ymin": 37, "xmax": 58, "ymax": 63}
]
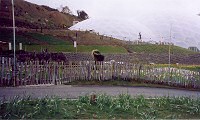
[{"xmin": 0, "ymin": 85, "xmax": 200, "ymax": 101}]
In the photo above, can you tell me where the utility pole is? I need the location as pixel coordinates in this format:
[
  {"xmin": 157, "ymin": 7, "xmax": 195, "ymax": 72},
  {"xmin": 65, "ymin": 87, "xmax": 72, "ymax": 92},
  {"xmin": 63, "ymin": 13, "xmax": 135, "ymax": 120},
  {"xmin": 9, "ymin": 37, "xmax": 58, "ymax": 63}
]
[
  {"xmin": 0, "ymin": 0, "xmax": 1, "ymax": 10},
  {"xmin": 11, "ymin": 0, "xmax": 16, "ymax": 86},
  {"xmin": 168, "ymin": 24, "xmax": 172, "ymax": 85}
]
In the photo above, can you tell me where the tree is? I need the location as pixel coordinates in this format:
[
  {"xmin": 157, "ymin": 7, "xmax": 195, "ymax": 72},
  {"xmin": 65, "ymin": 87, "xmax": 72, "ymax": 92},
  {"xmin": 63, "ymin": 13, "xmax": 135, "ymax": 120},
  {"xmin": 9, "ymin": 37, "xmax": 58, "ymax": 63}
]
[
  {"xmin": 61, "ymin": 6, "xmax": 72, "ymax": 15},
  {"xmin": 77, "ymin": 10, "xmax": 89, "ymax": 20}
]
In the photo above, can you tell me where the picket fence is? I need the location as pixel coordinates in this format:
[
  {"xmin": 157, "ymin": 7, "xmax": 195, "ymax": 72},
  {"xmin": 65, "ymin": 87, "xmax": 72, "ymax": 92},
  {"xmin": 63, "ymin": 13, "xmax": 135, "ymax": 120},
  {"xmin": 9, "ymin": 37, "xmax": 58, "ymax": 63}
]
[{"xmin": 0, "ymin": 57, "xmax": 200, "ymax": 88}]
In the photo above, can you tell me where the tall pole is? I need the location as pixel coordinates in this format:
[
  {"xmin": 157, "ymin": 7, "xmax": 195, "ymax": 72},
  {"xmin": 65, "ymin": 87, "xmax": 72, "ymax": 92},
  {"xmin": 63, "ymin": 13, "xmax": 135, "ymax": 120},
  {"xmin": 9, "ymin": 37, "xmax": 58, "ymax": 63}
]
[
  {"xmin": 0, "ymin": 0, "xmax": 1, "ymax": 10},
  {"xmin": 12, "ymin": 0, "xmax": 16, "ymax": 86},
  {"xmin": 168, "ymin": 24, "xmax": 172, "ymax": 85}
]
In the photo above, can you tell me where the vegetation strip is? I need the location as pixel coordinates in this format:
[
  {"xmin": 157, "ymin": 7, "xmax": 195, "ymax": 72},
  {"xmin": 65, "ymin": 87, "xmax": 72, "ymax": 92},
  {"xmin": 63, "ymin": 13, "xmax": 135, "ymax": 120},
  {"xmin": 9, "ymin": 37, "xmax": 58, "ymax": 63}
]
[
  {"xmin": 1, "ymin": 94, "xmax": 200, "ymax": 119},
  {"xmin": 24, "ymin": 45, "xmax": 127, "ymax": 53},
  {"xmin": 65, "ymin": 79, "xmax": 200, "ymax": 91}
]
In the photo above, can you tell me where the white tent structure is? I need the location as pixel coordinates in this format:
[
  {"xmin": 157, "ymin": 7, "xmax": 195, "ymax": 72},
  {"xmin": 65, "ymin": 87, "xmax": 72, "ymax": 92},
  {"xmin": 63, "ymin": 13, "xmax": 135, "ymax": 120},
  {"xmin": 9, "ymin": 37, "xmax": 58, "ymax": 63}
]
[
  {"xmin": 70, "ymin": 12, "xmax": 200, "ymax": 49},
  {"xmin": 69, "ymin": 0, "xmax": 200, "ymax": 49}
]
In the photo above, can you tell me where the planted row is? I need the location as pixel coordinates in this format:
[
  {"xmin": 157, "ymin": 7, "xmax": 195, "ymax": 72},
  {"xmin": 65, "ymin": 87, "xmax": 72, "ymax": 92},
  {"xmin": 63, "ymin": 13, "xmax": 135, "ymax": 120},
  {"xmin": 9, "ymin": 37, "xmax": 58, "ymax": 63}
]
[{"xmin": 1, "ymin": 94, "xmax": 200, "ymax": 119}]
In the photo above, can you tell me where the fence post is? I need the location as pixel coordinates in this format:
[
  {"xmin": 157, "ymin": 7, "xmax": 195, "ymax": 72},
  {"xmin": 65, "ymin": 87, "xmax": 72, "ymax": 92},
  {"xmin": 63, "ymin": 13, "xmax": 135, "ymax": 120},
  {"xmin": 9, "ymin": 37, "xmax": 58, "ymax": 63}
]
[
  {"xmin": 138, "ymin": 64, "xmax": 142, "ymax": 80},
  {"xmin": 45, "ymin": 61, "xmax": 48, "ymax": 84},
  {"xmin": 52, "ymin": 62, "xmax": 56, "ymax": 85},
  {"xmin": 36, "ymin": 61, "xmax": 39, "ymax": 85},
  {"xmin": 32, "ymin": 61, "xmax": 35, "ymax": 85},
  {"xmin": 47, "ymin": 61, "xmax": 51, "ymax": 84},
  {"xmin": 192, "ymin": 71, "xmax": 196, "ymax": 88},
  {"xmin": 58, "ymin": 62, "xmax": 62, "ymax": 85},
  {"xmin": 87, "ymin": 62, "xmax": 91, "ymax": 80},
  {"xmin": 11, "ymin": 58, "xmax": 17, "ymax": 86},
  {"xmin": 24, "ymin": 61, "xmax": 28, "ymax": 85},
  {"xmin": 39, "ymin": 61, "xmax": 42, "ymax": 84},
  {"xmin": 54, "ymin": 61, "xmax": 57, "ymax": 84},
  {"xmin": 1, "ymin": 57, "xmax": 4, "ymax": 86},
  {"xmin": 17, "ymin": 62, "xmax": 21, "ymax": 86},
  {"xmin": 29, "ymin": 61, "xmax": 34, "ymax": 84}
]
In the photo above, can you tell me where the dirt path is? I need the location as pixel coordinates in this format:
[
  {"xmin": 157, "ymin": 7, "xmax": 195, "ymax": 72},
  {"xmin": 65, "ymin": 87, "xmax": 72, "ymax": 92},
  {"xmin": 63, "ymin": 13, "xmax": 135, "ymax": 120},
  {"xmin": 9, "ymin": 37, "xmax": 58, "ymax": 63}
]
[{"xmin": 0, "ymin": 85, "xmax": 200, "ymax": 101}]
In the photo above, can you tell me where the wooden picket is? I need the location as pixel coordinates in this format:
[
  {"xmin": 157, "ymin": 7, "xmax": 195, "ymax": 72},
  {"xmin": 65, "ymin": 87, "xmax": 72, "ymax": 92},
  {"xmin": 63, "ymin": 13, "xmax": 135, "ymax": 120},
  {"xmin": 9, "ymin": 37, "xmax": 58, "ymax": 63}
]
[{"xmin": 0, "ymin": 57, "xmax": 200, "ymax": 88}]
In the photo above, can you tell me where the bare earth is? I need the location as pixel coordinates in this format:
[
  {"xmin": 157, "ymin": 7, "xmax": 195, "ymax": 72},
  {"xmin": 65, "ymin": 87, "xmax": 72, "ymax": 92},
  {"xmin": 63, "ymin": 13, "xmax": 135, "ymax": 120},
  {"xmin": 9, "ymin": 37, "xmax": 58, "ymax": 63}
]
[{"xmin": 0, "ymin": 85, "xmax": 200, "ymax": 101}]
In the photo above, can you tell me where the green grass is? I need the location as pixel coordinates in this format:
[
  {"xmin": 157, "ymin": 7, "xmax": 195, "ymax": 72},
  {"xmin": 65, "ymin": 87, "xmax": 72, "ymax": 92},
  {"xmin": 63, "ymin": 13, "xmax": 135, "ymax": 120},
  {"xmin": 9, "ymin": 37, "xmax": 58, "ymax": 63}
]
[
  {"xmin": 24, "ymin": 45, "xmax": 128, "ymax": 53},
  {"xmin": 64, "ymin": 79, "xmax": 169, "ymax": 88},
  {"xmin": 26, "ymin": 33, "xmax": 71, "ymax": 45},
  {"xmin": 1, "ymin": 30, "xmax": 196, "ymax": 54},
  {"xmin": 1, "ymin": 95, "xmax": 200, "ymax": 119},
  {"xmin": 0, "ymin": 32, "xmax": 33, "ymax": 45},
  {"xmin": 1, "ymin": 31, "xmax": 126, "ymax": 53},
  {"xmin": 156, "ymin": 64, "xmax": 200, "ymax": 72},
  {"xmin": 181, "ymin": 65, "xmax": 200, "ymax": 71},
  {"xmin": 127, "ymin": 44, "xmax": 195, "ymax": 54},
  {"xmin": 0, "ymin": 31, "xmax": 71, "ymax": 45},
  {"xmin": 64, "ymin": 79, "xmax": 200, "ymax": 91}
]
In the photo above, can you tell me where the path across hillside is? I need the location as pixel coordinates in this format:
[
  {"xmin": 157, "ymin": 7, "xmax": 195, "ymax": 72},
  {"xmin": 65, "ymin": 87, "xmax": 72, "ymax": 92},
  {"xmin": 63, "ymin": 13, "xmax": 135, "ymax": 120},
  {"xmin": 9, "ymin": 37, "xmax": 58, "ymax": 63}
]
[{"xmin": 0, "ymin": 85, "xmax": 200, "ymax": 101}]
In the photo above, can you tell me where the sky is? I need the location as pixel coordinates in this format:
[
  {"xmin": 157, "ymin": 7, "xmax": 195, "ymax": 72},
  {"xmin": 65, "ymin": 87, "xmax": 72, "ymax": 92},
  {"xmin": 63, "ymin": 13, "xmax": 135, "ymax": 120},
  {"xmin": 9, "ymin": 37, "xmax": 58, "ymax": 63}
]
[
  {"xmin": 25, "ymin": 0, "xmax": 200, "ymax": 48},
  {"xmin": 25, "ymin": 0, "xmax": 200, "ymax": 19}
]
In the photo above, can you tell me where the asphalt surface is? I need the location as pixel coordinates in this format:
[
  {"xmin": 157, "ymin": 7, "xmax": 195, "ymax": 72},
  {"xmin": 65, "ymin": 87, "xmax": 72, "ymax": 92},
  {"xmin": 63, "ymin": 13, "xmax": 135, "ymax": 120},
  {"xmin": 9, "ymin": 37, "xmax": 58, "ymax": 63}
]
[{"xmin": 0, "ymin": 85, "xmax": 200, "ymax": 101}]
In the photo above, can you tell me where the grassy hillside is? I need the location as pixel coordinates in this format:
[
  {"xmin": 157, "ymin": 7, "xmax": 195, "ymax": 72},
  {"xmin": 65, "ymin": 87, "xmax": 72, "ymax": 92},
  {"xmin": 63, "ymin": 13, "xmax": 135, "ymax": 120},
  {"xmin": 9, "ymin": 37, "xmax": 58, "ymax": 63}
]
[
  {"xmin": 126, "ymin": 44, "xmax": 195, "ymax": 55},
  {"xmin": 0, "ymin": 0, "xmax": 80, "ymax": 28},
  {"xmin": 24, "ymin": 45, "xmax": 127, "ymax": 53},
  {"xmin": 0, "ymin": 29, "xmax": 127, "ymax": 53},
  {"xmin": 0, "ymin": 28, "xmax": 197, "ymax": 54}
]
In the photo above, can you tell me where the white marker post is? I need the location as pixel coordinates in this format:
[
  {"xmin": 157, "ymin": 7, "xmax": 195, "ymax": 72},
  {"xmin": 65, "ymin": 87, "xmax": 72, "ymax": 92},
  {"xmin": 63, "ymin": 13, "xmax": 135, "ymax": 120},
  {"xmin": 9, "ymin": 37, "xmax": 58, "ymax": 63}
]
[
  {"xmin": 74, "ymin": 41, "xmax": 77, "ymax": 53},
  {"xmin": 9, "ymin": 43, "xmax": 12, "ymax": 50},
  {"xmin": 19, "ymin": 43, "xmax": 22, "ymax": 50}
]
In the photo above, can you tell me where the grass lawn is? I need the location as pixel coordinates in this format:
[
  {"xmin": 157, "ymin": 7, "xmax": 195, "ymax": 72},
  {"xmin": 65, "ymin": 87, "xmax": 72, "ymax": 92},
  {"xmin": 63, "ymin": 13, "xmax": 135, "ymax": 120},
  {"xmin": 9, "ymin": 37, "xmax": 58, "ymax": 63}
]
[
  {"xmin": 1, "ymin": 94, "xmax": 200, "ymax": 119},
  {"xmin": 64, "ymin": 79, "xmax": 169, "ymax": 88},
  {"xmin": 0, "ymin": 32, "xmax": 33, "ymax": 45},
  {"xmin": 1, "ymin": 30, "xmax": 196, "ymax": 55},
  {"xmin": 156, "ymin": 64, "xmax": 200, "ymax": 72},
  {"xmin": 64, "ymin": 79, "xmax": 200, "ymax": 91},
  {"xmin": 127, "ymin": 44, "xmax": 195, "ymax": 54},
  {"xmin": 24, "ymin": 45, "xmax": 128, "ymax": 53},
  {"xmin": 26, "ymin": 33, "xmax": 70, "ymax": 45}
]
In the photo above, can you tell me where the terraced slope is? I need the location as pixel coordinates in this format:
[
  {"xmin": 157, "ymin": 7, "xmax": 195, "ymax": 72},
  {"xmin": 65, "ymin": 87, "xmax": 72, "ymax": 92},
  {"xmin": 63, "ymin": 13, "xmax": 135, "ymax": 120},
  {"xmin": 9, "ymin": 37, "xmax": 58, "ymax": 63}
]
[{"xmin": 0, "ymin": 0, "xmax": 80, "ymax": 28}]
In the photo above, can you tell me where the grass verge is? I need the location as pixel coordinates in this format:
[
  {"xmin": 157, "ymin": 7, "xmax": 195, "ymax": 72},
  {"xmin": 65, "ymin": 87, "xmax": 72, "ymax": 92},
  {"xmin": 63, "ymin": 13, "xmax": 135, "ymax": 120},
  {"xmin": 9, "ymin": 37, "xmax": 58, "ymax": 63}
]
[
  {"xmin": 156, "ymin": 64, "xmax": 200, "ymax": 72},
  {"xmin": 64, "ymin": 79, "xmax": 200, "ymax": 91},
  {"xmin": 24, "ymin": 45, "xmax": 128, "ymax": 53},
  {"xmin": 127, "ymin": 44, "xmax": 195, "ymax": 54},
  {"xmin": 1, "ymin": 94, "xmax": 200, "ymax": 119},
  {"xmin": 64, "ymin": 79, "xmax": 167, "ymax": 87}
]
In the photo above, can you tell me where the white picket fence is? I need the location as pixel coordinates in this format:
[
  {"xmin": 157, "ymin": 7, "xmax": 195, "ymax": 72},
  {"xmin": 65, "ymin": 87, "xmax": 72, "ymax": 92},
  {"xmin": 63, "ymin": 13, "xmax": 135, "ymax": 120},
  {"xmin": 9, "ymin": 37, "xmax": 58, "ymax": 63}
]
[{"xmin": 0, "ymin": 57, "xmax": 200, "ymax": 88}]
